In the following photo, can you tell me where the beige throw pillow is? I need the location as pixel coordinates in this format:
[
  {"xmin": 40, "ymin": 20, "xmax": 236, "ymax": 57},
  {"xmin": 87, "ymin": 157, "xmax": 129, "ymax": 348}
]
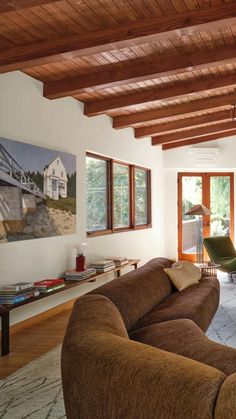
[
  {"xmin": 172, "ymin": 260, "xmax": 202, "ymax": 282},
  {"xmin": 164, "ymin": 262, "xmax": 201, "ymax": 291}
]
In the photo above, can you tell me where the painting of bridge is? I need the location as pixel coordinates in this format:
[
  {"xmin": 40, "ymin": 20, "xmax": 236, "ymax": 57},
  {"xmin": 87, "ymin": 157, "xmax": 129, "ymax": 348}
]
[{"xmin": 0, "ymin": 137, "xmax": 76, "ymax": 243}]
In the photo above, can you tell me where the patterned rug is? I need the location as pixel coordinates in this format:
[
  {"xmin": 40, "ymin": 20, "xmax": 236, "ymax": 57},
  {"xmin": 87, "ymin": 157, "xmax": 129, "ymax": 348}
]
[
  {"xmin": 207, "ymin": 273, "xmax": 236, "ymax": 346},
  {"xmin": 0, "ymin": 346, "xmax": 65, "ymax": 419},
  {"xmin": 0, "ymin": 274, "xmax": 236, "ymax": 419}
]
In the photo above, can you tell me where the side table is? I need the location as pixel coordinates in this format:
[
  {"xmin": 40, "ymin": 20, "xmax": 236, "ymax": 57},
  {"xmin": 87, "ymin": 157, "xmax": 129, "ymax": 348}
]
[{"xmin": 196, "ymin": 263, "xmax": 221, "ymax": 277}]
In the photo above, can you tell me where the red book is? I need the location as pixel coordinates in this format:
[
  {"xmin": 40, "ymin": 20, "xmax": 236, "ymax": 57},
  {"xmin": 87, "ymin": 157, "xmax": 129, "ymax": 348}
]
[{"xmin": 34, "ymin": 279, "xmax": 64, "ymax": 289}]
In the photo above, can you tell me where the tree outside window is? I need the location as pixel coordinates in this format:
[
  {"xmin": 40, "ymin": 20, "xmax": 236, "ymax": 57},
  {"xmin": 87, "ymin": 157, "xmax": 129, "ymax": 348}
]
[{"xmin": 86, "ymin": 153, "xmax": 151, "ymax": 235}]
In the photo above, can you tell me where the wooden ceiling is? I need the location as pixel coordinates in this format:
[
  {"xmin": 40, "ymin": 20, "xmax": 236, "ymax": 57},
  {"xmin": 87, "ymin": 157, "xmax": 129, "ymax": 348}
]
[{"xmin": 2, "ymin": 0, "xmax": 236, "ymax": 150}]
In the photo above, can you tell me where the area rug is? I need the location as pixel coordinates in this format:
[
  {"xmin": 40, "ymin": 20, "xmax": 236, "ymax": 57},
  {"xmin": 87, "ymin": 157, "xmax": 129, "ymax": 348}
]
[
  {"xmin": 1, "ymin": 275, "xmax": 236, "ymax": 419},
  {"xmin": 207, "ymin": 273, "xmax": 236, "ymax": 347},
  {"xmin": 0, "ymin": 346, "xmax": 65, "ymax": 419}
]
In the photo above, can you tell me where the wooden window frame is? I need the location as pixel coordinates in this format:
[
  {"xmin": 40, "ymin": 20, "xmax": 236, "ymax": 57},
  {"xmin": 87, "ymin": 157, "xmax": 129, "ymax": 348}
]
[
  {"xmin": 178, "ymin": 172, "xmax": 234, "ymax": 261},
  {"xmin": 133, "ymin": 165, "xmax": 152, "ymax": 230},
  {"xmin": 86, "ymin": 153, "xmax": 151, "ymax": 237}
]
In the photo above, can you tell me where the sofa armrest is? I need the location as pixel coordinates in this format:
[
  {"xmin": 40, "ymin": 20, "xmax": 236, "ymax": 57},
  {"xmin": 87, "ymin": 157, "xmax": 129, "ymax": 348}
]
[
  {"xmin": 62, "ymin": 332, "xmax": 225, "ymax": 419},
  {"xmin": 215, "ymin": 373, "xmax": 236, "ymax": 418}
]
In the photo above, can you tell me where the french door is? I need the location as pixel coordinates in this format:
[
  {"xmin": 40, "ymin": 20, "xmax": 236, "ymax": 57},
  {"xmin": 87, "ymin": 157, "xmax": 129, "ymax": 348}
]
[{"xmin": 178, "ymin": 173, "xmax": 234, "ymax": 261}]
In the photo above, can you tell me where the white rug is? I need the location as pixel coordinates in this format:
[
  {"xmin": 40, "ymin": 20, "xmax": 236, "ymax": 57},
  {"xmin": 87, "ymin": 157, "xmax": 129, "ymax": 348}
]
[
  {"xmin": 0, "ymin": 274, "xmax": 236, "ymax": 419},
  {"xmin": 207, "ymin": 273, "xmax": 236, "ymax": 347},
  {"xmin": 0, "ymin": 346, "xmax": 65, "ymax": 419}
]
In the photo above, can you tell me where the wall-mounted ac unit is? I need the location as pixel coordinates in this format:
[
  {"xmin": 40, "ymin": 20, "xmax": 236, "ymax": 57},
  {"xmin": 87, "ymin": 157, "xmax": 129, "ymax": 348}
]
[{"xmin": 188, "ymin": 147, "xmax": 219, "ymax": 166}]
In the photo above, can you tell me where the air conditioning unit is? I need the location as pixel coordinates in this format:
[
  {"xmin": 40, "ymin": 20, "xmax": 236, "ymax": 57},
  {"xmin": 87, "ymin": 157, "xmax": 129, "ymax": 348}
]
[{"xmin": 188, "ymin": 147, "xmax": 219, "ymax": 166}]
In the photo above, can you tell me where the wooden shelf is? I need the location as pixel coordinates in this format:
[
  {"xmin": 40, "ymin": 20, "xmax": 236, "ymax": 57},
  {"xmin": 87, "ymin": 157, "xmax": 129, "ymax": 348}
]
[{"xmin": 0, "ymin": 258, "xmax": 140, "ymax": 356}]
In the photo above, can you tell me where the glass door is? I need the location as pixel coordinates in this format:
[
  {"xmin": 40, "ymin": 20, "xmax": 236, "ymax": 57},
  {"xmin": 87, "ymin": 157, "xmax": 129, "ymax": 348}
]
[
  {"xmin": 210, "ymin": 175, "xmax": 233, "ymax": 238},
  {"xmin": 178, "ymin": 173, "xmax": 234, "ymax": 261}
]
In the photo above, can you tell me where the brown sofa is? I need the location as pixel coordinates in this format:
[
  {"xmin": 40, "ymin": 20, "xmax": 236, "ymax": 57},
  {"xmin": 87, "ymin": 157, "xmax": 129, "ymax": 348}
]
[{"xmin": 62, "ymin": 257, "xmax": 236, "ymax": 419}]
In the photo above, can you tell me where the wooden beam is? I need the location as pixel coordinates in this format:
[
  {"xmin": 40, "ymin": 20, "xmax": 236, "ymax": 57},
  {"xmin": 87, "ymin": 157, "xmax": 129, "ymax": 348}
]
[
  {"xmin": 2, "ymin": 2, "xmax": 236, "ymax": 72},
  {"xmin": 44, "ymin": 47, "xmax": 236, "ymax": 99},
  {"xmin": 152, "ymin": 121, "xmax": 236, "ymax": 145},
  {"xmin": 161, "ymin": 130, "xmax": 236, "ymax": 150},
  {"xmin": 84, "ymin": 73, "xmax": 236, "ymax": 116},
  {"xmin": 0, "ymin": 0, "xmax": 58, "ymax": 13},
  {"xmin": 113, "ymin": 93, "xmax": 236, "ymax": 129},
  {"xmin": 135, "ymin": 111, "xmax": 231, "ymax": 138}
]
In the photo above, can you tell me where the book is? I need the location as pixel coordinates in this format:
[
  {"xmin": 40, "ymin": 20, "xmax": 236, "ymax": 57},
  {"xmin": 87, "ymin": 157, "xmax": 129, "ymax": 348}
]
[
  {"xmin": 0, "ymin": 282, "xmax": 35, "ymax": 292},
  {"xmin": 37, "ymin": 284, "xmax": 65, "ymax": 293},
  {"xmin": 109, "ymin": 257, "xmax": 129, "ymax": 266},
  {"xmin": 34, "ymin": 279, "xmax": 65, "ymax": 289},
  {"xmin": 0, "ymin": 288, "xmax": 35, "ymax": 296},
  {"xmin": 90, "ymin": 260, "xmax": 115, "ymax": 269},
  {"xmin": 96, "ymin": 265, "xmax": 115, "ymax": 274},
  {"xmin": 64, "ymin": 268, "xmax": 96, "ymax": 281},
  {"xmin": 0, "ymin": 290, "xmax": 40, "ymax": 305}
]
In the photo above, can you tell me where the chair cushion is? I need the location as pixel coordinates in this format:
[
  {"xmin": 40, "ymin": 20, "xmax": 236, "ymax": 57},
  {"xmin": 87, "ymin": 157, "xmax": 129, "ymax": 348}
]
[
  {"xmin": 130, "ymin": 318, "xmax": 236, "ymax": 376},
  {"xmin": 217, "ymin": 257, "xmax": 236, "ymax": 273},
  {"xmin": 204, "ymin": 236, "xmax": 236, "ymax": 272},
  {"xmin": 131, "ymin": 277, "xmax": 219, "ymax": 333}
]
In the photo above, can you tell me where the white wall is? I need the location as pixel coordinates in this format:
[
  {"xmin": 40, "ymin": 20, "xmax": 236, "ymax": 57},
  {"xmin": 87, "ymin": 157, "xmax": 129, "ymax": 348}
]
[
  {"xmin": 0, "ymin": 71, "xmax": 166, "ymax": 325},
  {"xmin": 163, "ymin": 139, "xmax": 236, "ymax": 260}
]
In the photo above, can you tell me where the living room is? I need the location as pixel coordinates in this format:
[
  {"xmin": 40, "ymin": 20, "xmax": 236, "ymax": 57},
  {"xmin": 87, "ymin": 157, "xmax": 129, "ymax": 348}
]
[{"xmin": 1, "ymin": 1, "xmax": 236, "ymax": 418}]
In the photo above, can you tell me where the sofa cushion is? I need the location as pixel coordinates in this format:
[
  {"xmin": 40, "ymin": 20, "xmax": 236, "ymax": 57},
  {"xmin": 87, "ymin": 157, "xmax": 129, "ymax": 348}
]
[
  {"xmin": 164, "ymin": 263, "xmax": 200, "ymax": 291},
  {"xmin": 131, "ymin": 277, "xmax": 219, "ymax": 333},
  {"xmin": 130, "ymin": 318, "xmax": 236, "ymax": 376},
  {"xmin": 90, "ymin": 258, "xmax": 173, "ymax": 331}
]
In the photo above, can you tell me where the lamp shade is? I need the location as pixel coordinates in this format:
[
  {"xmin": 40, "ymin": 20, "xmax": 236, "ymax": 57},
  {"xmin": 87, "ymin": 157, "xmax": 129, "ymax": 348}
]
[{"xmin": 184, "ymin": 204, "xmax": 210, "ymax": 216}]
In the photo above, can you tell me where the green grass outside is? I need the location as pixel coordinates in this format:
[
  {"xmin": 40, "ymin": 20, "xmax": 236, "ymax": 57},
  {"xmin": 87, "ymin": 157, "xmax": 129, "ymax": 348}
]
[{"xmin": 45, "ymin": 197, "xmax": 76, "ymax": 214}]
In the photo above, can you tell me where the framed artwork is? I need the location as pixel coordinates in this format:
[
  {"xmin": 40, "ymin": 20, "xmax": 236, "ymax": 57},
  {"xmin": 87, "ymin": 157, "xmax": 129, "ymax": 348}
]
[{"xmin": 0, "ymin": 137, "xmax": 76, "ymax": 243}]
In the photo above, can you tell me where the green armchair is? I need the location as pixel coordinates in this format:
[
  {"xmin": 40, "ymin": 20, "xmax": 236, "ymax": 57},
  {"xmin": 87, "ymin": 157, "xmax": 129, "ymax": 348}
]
[{"xmin": 203, "ymin": 236, "xmax": 236, "ymax": 273}]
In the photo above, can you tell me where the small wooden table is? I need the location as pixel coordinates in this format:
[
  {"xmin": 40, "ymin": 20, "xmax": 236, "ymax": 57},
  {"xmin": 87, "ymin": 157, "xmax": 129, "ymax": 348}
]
[
  {"xmin": 196, "ymin": 263, "xmax": 220, "ymax": 277},
  {"xmin": 0, "ymin": 259, "xmax": 139, "ymax": 356}
]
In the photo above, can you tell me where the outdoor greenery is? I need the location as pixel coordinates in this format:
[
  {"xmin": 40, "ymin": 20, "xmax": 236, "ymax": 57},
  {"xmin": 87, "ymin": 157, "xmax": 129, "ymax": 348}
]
[
  {"xmin": 135, "ymin": 168, "xmax": 148, "ymax": 225},
  {"xmin": 182, "ymin": 175, "xmax": 230, "ymax": 236},
  {"xmin": 182, "ymin": 176, "xmax": 202, "ymax": 220},
  {"xmin": 113, "ymin": 163, "xmax": 129, "ymax": 228},
  {"xmin": 86, "ymin": 156, "xmax": 149, "ymax": 232},
  {"xmin": 45, "ymin": 197, "xmax": 76, "ymax": 214},
  {"xmin": 86, "ymin": 157, "xmax": 108, "ymax": 231},
  {"xmin": 210, "ymin": 176, "xmax": 230, "ymax": 235}
]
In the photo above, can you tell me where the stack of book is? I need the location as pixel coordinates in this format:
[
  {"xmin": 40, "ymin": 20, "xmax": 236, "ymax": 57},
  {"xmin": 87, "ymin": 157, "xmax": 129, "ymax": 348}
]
[
  {"xmin": 0, "ymin": 282, "xmax": 39, "ymax": 305},
  {"xmin": 109, "ymin": 257, "xmax": 128, "ymax": 267},
  {"xmin": 89, "ymin": 259, "xmax": 116, "ymax": 273},
  {"xmin": 64, "ymin": 268, "xmax": 96, "ymax": 281},
  {"xmin": 34, "ymin": 279, "xmax": 65, "ymax": 293}
]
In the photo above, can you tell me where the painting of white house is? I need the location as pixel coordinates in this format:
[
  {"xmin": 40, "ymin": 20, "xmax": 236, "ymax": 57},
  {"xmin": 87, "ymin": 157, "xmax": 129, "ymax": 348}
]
[
  {"xmin": 0, "ymin": 137, "xmax": 76, "ymax": 243},
  {"xmin": 43, "ymin": 157, "xmax": 68, "ymax": 200}
]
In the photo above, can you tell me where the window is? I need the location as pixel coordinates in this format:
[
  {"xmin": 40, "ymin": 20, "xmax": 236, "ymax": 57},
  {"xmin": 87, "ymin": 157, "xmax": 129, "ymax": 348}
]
[
  {"xmin": 52, "ymin": 179, "xmax": 57, "ymax": 191},
  {"xmin": 113, "ymin": 163, "xmax": 130, "ymax": 229},
  {"xmin": 59, "ymin": 182, "xmax": 65, "ymax": 190},
  {"xmin": 86, "ymin": 153, "xmax": 151, "ymax": 235},
  {"xmin": 86, "ymin": 155, "xmax": 110, "ymax": 233},
  {"xmin": 135, "ymin": 167, "xmax": 149, "ymax": 226}
]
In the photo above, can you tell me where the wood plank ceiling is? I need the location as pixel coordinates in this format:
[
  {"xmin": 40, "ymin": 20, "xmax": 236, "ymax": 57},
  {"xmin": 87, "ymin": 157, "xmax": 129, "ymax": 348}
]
[{"xmin": 1, "ymin": 0, "xmax": 236, "ymax": 150}]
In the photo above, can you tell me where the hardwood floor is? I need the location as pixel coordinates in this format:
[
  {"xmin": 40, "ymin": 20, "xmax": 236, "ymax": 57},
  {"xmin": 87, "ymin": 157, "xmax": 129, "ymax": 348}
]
[{"xmin": 0, "ymin": 309, "xmax": 72, "ymax": 379}]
